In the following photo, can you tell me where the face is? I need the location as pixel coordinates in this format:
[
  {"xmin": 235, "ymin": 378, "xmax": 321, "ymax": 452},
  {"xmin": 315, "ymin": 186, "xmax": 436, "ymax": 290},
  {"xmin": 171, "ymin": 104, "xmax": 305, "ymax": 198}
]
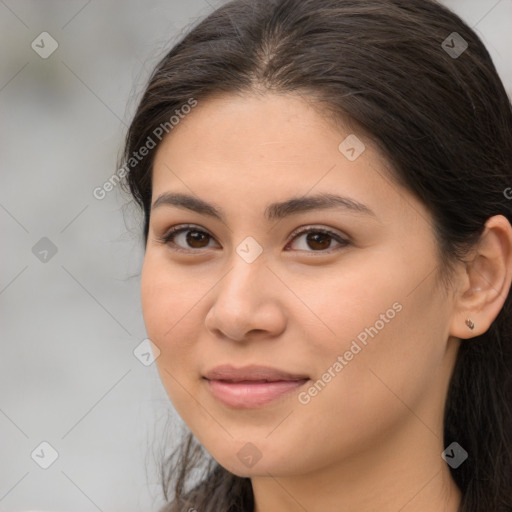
[{"xmin": 141, "ymin": 92, "xmax": 459, "ymax": 478}]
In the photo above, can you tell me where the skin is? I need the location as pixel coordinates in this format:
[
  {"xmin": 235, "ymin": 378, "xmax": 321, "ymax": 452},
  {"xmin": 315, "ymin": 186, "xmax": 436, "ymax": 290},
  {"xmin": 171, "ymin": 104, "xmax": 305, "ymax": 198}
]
[{"xmin": 141, "ymin": 92, "xmax": 512, "ymax": 512}]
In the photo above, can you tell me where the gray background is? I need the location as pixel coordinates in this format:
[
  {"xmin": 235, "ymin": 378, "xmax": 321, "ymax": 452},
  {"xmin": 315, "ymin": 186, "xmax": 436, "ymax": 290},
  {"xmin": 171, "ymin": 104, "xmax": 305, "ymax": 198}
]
[{"xmin": 1, "ymin": 1, "xmax": 511, "ymax": 511}]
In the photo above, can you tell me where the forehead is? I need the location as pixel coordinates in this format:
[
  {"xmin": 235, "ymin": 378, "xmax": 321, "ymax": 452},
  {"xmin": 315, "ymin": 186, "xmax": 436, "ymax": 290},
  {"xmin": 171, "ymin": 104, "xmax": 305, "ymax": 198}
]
[
  {"xmin": 150, "ymin": 92, "xmax": 423, "ymax": 225},
  {"xmin": 155, "ymin": 92, "xmax": 353, "ymax": 162}
]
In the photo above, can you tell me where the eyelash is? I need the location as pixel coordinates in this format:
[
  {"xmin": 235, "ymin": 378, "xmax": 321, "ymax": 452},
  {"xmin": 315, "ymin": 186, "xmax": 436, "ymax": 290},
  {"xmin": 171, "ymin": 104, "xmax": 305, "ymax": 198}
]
[{"xmin": 155, "ymin": 224, "xmax": 350, "ymax": 254}]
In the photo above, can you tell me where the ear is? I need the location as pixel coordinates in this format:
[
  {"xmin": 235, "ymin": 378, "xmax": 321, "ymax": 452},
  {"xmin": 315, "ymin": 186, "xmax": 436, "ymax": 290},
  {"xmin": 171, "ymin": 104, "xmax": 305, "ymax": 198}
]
[{"xmin": 450, "ymin": 215, "xmax": 512, "ymax": 339}]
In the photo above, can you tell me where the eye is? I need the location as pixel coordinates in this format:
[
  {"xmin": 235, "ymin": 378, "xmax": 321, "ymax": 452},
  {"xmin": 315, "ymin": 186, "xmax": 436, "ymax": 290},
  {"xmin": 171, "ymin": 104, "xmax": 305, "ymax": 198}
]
[
  {"xmin": 285, "ymin": 226, "xmax": 349, "ymax": 253},
  {"xmin": 156, "ymin": 224, "xmax": 218, "ymax": 253}
]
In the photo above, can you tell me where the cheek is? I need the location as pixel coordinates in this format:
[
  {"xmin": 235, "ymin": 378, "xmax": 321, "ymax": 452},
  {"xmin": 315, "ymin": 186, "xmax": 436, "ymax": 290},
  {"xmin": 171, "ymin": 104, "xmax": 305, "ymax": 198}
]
[
  {"xmin": 328, "ymin": 291, "xmax": 446, "ymax": 422},
  {"xmin": 140, "ymin": 254, "xmax": 203, "ymax": 340},
  {"xmin": 298, "ymin": 256, "xmax": 449, "ymax": 420},
  {"xmin": 140, "ymin": 255, "xmax": 204, "ymax": 387},
  {"xmin": 294, "ymin": 260, "xmax": 403, "ymax": 351},
  {"xmin": 140, "ymin": 257, "xmax": 207, "ymax": 425}
]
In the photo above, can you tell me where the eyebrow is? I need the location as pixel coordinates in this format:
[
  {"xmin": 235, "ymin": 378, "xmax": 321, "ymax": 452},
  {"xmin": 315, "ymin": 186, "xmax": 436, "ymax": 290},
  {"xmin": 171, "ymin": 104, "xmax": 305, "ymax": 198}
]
[{"xmin": 151, "ymin": 192, "xmax": 375, "ymax": 222}]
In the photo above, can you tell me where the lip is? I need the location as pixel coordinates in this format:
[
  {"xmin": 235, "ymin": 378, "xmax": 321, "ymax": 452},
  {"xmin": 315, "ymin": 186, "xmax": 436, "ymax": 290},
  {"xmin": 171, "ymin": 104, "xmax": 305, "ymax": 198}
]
[
  {"xmin": 203, "ymin": 364, "xmax": 309, "ymax": 382},
  {"xmin": 203, "ymin": 364, "xmax": 310, "ymax": 408}
]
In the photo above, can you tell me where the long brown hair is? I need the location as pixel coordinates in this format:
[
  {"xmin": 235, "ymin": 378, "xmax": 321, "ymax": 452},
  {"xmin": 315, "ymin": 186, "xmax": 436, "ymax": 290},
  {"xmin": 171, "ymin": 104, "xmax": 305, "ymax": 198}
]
[{"xmin": 120, "ymin": 1, "xmax": 512, "ymax": 510}]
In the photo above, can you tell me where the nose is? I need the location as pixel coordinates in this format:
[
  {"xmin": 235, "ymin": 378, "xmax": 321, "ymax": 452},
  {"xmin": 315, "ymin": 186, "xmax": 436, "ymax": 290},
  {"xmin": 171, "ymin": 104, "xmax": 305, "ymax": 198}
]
[{"xmin": 204, "ymin": 255, "xmax": 287, "ymax": 342}]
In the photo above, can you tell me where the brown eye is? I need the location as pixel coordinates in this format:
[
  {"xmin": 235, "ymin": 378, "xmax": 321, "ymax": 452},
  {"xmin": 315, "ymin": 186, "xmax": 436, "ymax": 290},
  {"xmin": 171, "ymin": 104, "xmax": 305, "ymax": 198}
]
[
  {"xmin": 286, "ymin": 227, "xmax": 349, "ymax": 253},
  {"xmin": 305, "ymin": 232, "xmax": 332, "ymax": 250},
  {"xmin": 157, "ymin": 225, "xmax": 218, "ymax": 252},
  {"xmin": 186, "ymin": 230, "xmax": 211, "ymax": 248}
]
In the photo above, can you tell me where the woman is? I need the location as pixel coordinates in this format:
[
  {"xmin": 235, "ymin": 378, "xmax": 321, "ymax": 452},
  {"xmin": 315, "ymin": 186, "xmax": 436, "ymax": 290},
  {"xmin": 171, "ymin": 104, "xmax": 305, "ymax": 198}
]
[{"xmin": 120, "ymin": 0, "xmax": 512, "ymax": 510}]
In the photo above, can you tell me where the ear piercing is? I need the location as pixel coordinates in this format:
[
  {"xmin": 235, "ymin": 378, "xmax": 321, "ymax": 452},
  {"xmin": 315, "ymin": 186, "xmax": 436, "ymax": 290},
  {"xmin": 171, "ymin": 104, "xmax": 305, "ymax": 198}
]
[{"xmin": 465, "ymin": 318, "xmax": 475, "ymax": 330}]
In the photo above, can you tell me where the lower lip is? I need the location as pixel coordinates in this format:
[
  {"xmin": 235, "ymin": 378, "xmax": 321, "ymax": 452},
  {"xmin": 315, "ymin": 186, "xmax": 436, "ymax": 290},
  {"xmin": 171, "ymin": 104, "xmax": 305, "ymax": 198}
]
[{"xmin": 204, "ymin": 378, "xmax": 309, "ymax": 408}]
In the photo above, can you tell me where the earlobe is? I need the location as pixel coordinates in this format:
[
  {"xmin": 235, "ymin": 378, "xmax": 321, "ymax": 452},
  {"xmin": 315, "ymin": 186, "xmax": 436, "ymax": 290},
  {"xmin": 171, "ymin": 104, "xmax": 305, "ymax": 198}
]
[{"xmin": 449, "ymin": 215, "xmax": 512, "ymax": 340}]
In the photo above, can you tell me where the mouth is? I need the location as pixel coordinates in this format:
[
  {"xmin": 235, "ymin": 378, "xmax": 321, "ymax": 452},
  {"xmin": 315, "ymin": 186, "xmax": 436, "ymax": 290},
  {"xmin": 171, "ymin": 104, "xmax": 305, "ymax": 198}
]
[{"xmin": 202, "ymin": 364, "xmax": 310, "ymax": 408}]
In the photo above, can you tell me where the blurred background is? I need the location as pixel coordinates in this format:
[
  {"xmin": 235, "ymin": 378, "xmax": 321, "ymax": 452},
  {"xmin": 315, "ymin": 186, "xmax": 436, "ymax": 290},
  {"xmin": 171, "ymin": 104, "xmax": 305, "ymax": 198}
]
[{"xmin": 0, "ymin": 1, "xmax": 511, "ymax": 511}]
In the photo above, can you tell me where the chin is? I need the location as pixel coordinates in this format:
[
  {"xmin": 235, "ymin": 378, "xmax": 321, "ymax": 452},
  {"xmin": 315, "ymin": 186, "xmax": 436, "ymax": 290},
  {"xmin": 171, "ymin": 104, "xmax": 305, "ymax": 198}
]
[{"xmin": 210, "ymin": 447, "xmax": 298, "ymax": 479}]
